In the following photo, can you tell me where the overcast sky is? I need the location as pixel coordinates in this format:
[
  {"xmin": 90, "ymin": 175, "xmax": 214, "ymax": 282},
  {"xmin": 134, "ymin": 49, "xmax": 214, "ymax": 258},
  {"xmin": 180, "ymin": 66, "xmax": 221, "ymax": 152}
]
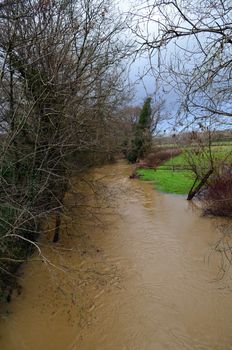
[{"xmin": 118, "ymin": 0, "xmax": 179, "ymax": 112}]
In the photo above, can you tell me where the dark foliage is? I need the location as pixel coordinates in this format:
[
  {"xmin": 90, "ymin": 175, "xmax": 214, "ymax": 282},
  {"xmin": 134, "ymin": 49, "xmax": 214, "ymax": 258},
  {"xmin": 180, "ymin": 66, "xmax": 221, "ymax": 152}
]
[
  {"xmin": 143, "ymin": 149, "xmax": 181, "ymax": 168},
  {"xmin": 126, "ymin": 97, "xmax": 152, "ymax": 163},
  {"xmin": 203, "ymin": 171, "xmax": 232, "ymax": 217}
]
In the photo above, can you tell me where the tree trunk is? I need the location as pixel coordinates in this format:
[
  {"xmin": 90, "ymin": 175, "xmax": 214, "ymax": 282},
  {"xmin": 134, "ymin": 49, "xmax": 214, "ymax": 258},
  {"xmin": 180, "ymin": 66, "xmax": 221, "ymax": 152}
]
[
  {"xmin": 187, "ymin": 169, "xmax": 213, "ymax": 200},
  {"xmin": 53, "ymin": 209, "xmax": 62, "ymax": 243}
]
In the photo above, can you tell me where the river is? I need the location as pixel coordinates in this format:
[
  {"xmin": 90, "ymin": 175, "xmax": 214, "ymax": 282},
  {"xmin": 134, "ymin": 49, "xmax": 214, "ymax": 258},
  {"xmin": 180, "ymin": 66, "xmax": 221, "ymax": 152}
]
[{"xmin": 1, "ymin": 161, "xmax": 232, "ymax": 350}]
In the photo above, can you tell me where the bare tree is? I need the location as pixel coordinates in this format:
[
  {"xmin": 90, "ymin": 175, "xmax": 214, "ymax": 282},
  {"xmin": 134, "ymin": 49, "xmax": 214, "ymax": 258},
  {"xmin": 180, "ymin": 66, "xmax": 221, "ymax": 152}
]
[
  {"xmin": 0, "ymin": 0, "xmax": 132, "ymax": 300},
  {"xmin": 128, "ymin": 0, "xmax": 232, "ymax": 199},
  {"xmin": 130, "ymin": 0, "xmax": 232, "ymax": 128}
]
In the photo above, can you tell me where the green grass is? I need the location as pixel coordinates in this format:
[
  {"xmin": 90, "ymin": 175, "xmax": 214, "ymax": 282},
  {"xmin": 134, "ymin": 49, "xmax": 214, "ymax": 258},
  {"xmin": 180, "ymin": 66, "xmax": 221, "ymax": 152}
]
[
  {"xmin": 162, "ymin": 153, "xmax": 187, "ymax": 167},
  {"xmin": 159, "ymin": 147, "xmax": 232, "ymax": 170},
  {"xmin": 137, "ymin": 168, "xmax": 195, "ymax": 195},
  {"xmin": 137, "ymin": 143, "xmax": 232, "ymax": 195}
]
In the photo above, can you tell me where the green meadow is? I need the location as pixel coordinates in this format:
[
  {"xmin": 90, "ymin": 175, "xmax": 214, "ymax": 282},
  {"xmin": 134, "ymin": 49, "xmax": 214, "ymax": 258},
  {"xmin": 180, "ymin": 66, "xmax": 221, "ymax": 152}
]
[
  {"xmin": 137, "ymin": 167, "xmax": 195, "ymax": 195},
  {"xmin": 137, "ymin": 143, "xmax": 232, "ymax": 195}
]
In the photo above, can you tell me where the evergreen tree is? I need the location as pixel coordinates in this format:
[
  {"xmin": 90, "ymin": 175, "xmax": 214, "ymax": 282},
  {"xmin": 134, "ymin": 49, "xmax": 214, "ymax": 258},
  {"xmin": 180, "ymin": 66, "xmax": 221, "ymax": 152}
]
[{"xmin": 127, "ymin": 97, "xmax": 152, "ymax": 163}]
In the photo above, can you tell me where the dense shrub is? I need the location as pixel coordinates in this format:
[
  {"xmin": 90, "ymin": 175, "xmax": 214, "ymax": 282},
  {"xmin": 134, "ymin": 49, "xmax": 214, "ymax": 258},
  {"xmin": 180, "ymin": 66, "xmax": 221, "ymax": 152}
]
[
  {"xmin": 203, "ymin": 172, "xmax": 232, "ymax": 217},
  {"xmin": 143, "ymin": 149, "xmax": 181, "ymax": 168}
]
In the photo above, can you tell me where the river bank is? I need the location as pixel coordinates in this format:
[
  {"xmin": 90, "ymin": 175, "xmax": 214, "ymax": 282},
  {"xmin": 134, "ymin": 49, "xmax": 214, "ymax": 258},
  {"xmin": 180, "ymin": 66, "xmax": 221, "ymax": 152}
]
[{"xmin": 1, "ymin": 161, "xmax": 232, "ymax": 350}]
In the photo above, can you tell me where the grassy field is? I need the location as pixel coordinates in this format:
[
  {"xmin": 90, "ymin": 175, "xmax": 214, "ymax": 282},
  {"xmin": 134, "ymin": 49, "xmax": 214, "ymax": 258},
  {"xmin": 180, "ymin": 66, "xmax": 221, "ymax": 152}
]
[
  {"xmin": 137, "ymin": 168, "xmax": 195, "ymax": 194},
  {"xmin": 137, "ymin": 142, "xmax": 232, "ymax": 195},
  {"xmin": 161, "ymin": 146, "xmax": 231, "ymax": 167}
]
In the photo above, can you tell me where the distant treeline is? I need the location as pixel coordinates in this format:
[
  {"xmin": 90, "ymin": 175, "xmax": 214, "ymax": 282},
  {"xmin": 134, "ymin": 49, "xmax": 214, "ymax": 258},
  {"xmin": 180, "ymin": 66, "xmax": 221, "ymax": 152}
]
[{"xmin": 155, "ymin": 130, "xmax": 232, "ymax": 147}]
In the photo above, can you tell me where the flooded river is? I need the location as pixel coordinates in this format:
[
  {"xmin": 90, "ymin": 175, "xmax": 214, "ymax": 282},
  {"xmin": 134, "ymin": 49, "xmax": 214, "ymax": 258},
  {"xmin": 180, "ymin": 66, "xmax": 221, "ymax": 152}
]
[{"xmin": 1, "ymin": 161, "xmax": 232, "ymax": 350}]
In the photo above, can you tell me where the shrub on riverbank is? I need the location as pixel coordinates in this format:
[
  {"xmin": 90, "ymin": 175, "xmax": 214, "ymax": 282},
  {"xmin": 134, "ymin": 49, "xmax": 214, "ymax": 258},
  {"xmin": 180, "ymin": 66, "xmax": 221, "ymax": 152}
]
[
  {"xmin": 203, "ymin": 173, "xmax": 232, "ymax": 217},
  {"xmin": 142, "ymin": 149, "xmax": 182, "ymax": 168}
]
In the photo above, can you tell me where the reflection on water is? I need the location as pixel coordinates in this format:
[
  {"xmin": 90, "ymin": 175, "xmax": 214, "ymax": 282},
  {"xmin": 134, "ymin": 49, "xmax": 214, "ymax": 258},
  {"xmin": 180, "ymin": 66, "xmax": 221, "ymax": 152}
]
[{"xmin": 1, "ymin": 161, "xmax": 232, "ymax": 350}]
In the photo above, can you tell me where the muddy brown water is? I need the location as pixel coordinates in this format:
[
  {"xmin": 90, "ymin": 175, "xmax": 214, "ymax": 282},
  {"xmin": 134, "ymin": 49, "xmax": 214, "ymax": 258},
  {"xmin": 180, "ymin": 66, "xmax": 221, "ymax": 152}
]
[{"xmin": 1, "ymin": 161, "xmax": 232, "ymax": 350}]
